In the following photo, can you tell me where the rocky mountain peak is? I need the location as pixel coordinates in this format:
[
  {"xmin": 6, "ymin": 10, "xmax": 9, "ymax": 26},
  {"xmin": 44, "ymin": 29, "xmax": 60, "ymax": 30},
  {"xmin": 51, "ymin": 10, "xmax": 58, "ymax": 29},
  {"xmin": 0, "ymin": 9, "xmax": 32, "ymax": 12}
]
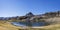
[{"xmin": 26, "ymin": 12, "xmax": 34, "ymax": 17}]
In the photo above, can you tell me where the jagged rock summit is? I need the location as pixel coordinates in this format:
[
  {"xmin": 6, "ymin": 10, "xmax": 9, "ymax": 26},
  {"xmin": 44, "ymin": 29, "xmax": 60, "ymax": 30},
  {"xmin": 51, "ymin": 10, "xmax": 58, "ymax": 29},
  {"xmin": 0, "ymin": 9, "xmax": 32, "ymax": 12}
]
[{"xmin": 25, "ymin": 12, "xmax": 34, "ymax": 17}]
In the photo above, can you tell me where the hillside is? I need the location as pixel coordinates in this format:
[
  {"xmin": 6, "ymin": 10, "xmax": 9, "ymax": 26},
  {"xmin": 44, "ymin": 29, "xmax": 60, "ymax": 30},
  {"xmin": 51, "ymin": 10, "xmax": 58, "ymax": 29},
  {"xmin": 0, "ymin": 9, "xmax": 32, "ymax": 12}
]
[
  {"xmin": 0, "ymin": 21, "xmax": 21, "ymax": 30},
  {"xmin": 0, "ymin": 11, "xmax": 60, "ymax": 30}
]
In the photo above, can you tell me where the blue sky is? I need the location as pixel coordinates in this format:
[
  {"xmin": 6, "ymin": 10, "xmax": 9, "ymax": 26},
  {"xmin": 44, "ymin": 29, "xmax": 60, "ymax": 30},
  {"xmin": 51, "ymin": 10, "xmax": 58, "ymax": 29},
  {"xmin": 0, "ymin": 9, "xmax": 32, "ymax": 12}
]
[{"xmin": 0, "ymin": 0, "xmax": 60, "ymax": 17}]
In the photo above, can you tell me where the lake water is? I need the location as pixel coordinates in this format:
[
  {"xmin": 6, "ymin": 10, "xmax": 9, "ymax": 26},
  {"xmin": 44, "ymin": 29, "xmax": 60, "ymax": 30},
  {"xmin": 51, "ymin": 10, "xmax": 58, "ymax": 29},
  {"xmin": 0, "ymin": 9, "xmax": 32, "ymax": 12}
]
[{"xmin": 11, "ymin": 22, "xmax": 46, "ymax": 27}]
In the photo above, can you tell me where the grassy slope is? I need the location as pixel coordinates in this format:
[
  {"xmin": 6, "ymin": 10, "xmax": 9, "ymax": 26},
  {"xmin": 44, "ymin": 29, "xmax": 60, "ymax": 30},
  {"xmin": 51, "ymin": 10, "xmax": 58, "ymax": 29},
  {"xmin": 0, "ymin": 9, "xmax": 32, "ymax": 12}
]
[
  {"xmin": 0, "ymin": 21, "xmax": 21, "ymax": 30},
  {"xmin": 28, "ymin": 24, "xmax": 60, "ymax": 30}
]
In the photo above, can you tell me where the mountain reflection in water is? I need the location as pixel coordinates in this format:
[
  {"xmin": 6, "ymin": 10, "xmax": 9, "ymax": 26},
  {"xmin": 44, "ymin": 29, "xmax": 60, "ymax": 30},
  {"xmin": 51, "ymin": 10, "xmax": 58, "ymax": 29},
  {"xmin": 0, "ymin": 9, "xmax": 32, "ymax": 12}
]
[{"xmin": 11, "ymin": 22, "xmax": 46, "ymax": 27}]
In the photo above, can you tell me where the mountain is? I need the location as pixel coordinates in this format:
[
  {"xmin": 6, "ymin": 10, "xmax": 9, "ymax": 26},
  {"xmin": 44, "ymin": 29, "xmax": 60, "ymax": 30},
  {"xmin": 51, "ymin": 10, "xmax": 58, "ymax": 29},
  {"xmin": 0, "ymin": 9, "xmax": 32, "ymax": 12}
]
[
  {"xmin": 25, "ymin": 12, "xmax": 34, "ymax": 17},
  {"xmin": 0, "ymin": 11, "xmax": 60, "ymax": 30},
  {"xmin": 0, "ymin": 11, "xmax": 60, "ymax": 24}
]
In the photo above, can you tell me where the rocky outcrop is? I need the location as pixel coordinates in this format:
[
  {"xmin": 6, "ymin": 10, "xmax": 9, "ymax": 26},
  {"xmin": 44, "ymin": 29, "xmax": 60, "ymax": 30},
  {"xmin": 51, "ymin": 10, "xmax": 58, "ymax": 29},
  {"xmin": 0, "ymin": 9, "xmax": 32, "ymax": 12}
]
[{"xmin": 25, "ymin": 12, "xmax": 34, "ymax": 17}]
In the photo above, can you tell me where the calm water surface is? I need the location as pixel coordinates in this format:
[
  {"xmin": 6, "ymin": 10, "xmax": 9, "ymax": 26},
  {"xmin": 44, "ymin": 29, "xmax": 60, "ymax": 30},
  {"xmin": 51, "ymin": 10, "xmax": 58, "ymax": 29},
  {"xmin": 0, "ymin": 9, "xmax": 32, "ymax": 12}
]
[{"xmin": 11, "ymin": 22, "xmax": 46, "ymax": 27}]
